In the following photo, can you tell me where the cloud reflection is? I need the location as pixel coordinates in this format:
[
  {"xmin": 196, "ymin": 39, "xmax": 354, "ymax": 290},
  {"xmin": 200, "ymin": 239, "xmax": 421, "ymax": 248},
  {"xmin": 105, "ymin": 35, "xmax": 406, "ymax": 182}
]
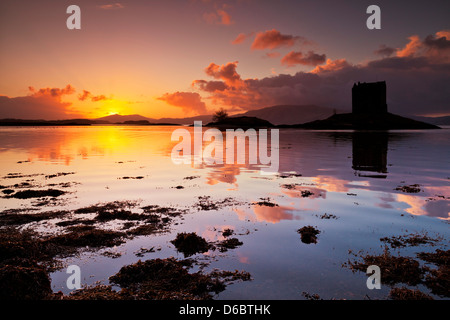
[{"xmin": 234, "ymin": 204, "xmax": 297, "ymax": 224}]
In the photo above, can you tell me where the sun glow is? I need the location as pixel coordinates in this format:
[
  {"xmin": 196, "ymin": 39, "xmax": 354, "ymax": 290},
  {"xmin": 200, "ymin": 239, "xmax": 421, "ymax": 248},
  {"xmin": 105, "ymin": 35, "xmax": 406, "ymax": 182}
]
[{"xmin": 88, "ymin": 98, "xmax": 135, "ymax": 119}]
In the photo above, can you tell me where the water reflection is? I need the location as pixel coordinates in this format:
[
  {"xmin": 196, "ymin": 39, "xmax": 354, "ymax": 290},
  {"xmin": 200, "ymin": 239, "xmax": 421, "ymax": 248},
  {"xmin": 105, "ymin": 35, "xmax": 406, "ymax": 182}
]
[
  {"xmin": 0, "ymin": 126, "xmax": 177, "ymax": 165},
  {"xmin": 205, "ymin": 164, "xmax": 243, "ymax": 186},
  {"xmin": 234, "ymin": 204, "xmax": 297, "ymax": 224},
  {"xmin": 0, "ymin": 126, "xmax": 448, "ymax": 219},
  {"xmin": 2, "ymin": 126, "xmax": 448, "ymax": 300},
  {"xmin": 352, "ymin": 132, "xmax": 388, "ymax": 176}
]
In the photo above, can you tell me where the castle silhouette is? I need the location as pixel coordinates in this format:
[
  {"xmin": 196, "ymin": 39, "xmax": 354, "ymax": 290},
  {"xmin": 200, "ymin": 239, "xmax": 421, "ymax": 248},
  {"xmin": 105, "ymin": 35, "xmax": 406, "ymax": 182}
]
[
  {"xmin": 291, "ymin": 80, "xmax": 439, "ymax": 129},
  {"xmin": 352, "ymin": 81, "xmax": 387, "ymax": 114}
]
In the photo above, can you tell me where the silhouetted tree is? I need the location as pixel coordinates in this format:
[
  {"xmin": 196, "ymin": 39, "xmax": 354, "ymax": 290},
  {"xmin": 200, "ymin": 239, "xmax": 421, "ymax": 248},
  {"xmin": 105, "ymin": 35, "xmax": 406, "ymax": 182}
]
[{"xmin": 212, "ymin": 108, "xmax": 229, "ymax": 122}]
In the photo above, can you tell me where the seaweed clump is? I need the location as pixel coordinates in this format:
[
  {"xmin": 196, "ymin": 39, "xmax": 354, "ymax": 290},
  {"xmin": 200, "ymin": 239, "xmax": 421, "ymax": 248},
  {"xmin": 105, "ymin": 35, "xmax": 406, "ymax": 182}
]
[
  {"xmin": 395, "ymin": 184, "xmax": 421, "ymax": 193},
  {"xmin": 5, "ymin": 189, "xmax": 66, "ymax": 199},
  {"xmin": 346, "ymin": 247, "xmax": 424, "ymax": 286},
  {"xmin": 417, "ymin": 249, "xmax": 450, "ymax": 297},
  {"xmin": 0, "ymin": 264, "xmax": 52, "ymax": 300},
  {"xmin": 345, "ymin": 247, "xmax": 450, "ymax": 298},
  {"xmin": 222, "ymin": 228, "xmax": 234, "ymax": 237},
  {"xmin": 109, "ymin": 258, "xmax": 225, "ymax": 300},
  {"xmin": 194, "ymin": 196, "xmax": 242, "ymax": 211},
  {"xmin": 64, "ymin": 257, "xmax": 251, "ymax": 300},
  {"xmin": 170, "ymin": 232, "xmax": 211, "ymax": 257},
  {"xmin": 0, "ymin": 228, "xmax": 56, "ymax": 300},
  {"xmin": 252, "ymin": 198, "xmax": 278, "ymax": 207},
  {"xmin": 45, "ymin": 228, "xmax": 125, "ymax": 248},
  {"xmin": 380, "ymin": 233, "xmax": 440, "ymax": 248},
  {"xmin": 0, "ymin": 210, "xmax": 68, "ymax": 226},
  {"xmin": 216, "ymin": 238, "xmax": 243, "ymax": 252},
  {"xmin": 388, "ymin": 287, "xmax": 433, "ymax": 300},
  {"xmin": 297, "ymin": 226, "xmax": 321, "ymax": 244}
]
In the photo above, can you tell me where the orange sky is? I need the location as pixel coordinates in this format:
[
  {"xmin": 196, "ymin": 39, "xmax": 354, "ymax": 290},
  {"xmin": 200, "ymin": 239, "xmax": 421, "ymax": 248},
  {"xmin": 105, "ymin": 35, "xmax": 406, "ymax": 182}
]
[{"xmin": 0, "ymin": 0, "xmax": 449, "ymax": 119}]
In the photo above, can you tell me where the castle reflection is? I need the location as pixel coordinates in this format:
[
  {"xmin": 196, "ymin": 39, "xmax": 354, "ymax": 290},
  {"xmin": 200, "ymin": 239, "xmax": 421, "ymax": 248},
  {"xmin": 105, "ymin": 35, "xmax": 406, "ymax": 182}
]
[{"xmin": 352, "ymin": 132, "xmax": 388, "ymax": 178}]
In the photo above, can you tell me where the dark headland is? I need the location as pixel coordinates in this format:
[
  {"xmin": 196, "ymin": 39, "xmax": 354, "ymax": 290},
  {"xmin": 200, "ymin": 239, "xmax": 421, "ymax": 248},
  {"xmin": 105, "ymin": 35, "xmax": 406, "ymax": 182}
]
[
  {"xmin": 281, "ymin": 112, "xmax": 440, "ymax": 130},
  {"xmin": 205, "ymin": 116, "xmax": 274, "ymax": 129},
  {"xmin": 278, "ymin": 81, "xmax": 440, "ymax": 130}
]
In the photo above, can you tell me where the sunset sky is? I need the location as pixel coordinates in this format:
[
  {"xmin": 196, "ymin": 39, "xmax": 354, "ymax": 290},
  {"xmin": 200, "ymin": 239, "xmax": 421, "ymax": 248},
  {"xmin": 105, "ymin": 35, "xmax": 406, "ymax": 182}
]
[{"xmin": 0, "ymin": 0, "xmax": 449, "ymax": 119}]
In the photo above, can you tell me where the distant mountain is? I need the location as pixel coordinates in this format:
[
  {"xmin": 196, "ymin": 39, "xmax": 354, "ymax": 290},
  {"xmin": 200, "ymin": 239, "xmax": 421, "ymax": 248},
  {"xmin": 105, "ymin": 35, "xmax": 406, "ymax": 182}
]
[
  {"xmin": 0, "ymin": 118, "xmax": 96, "ymax": 126},
  {"xmin": 92, "ymin": 113, "xmax": 212, "ymax": 125},
  {"xmin": 92, "ymin": 105, "xmax": 334, "ymax": 125},
  {"xmin": 232, "ymin": 105, "xmax": 336, "ymax": 125},
  {"xmin": 410, "ymin": 115, "xmax": 450, "ymax": 126},
  {"xmin": 94, "ymin": 114, "xmax": 153, "ymax": 123},
  {"xmin": 8, "ymin": 104, "xmax": 440, "ymax": 129}
]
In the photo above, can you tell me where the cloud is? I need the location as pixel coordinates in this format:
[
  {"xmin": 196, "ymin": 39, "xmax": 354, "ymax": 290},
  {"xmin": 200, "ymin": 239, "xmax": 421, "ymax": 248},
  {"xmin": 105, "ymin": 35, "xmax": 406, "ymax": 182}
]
[
  {"xmin": 191, "ymin": 80, "xmax": 227, "ymax": 92},
  {"xmin": 396, "ymin": 35, "xmax": 423, "ymax": 57},
  {"xmin": 368, "ymin": 31, "xmax": 450, "ymax": 70},
  {"xmin": 203, "ymin": 8, "xmax": 233, "ymax": 25},
  {"xmin": 193, "ymin": 30, "xmax": 450, "ymax": 116},
  {"xmin": 281, "ymin": 51, "xmax": 326, "ymax": 67},
  {"xmin": 98, "ymin": 3, "xmax": 124, "ymax": 10},
  {"xmin": 395, "ymin": 30, "xmax": 450, "ymax": 63},
  {"xmin": 78, "ymin": 90, "xmax": 91, "ymax": 101},
  {"xmin": 311, "ymin": 58, "xmax": 351, "ymax": 73},
  {"xmin": 194, "ymin": 60, "xmax": 348, "ymax": 111},
  {"xmin": 189, "ymin": 30, "xmax": 450, "ymax": 117},
  {"xmin": 0, "ymin": 85, "xmax": 81, "ymax": 120},
  {"xmin": 204, "ymin": 61, "xmax": 244, "ymax": 87},
  {"xmin": 91, "ymin": 95, "xmax": 107, "ymax": 102},
  {"xmin": 78, "ymin": 90, "xmax": 109, "ymax": 102},
  {"xmin": 157, "ymin": 91, "xmax": 207, "ymax": 115},
  {"xmin": 28, "ymin": 84, "xmax": 75, "ymax": 98},
  {"xmin": 232, "ymin": 33, "xmax": 249, "ymax": 45},
  {"xmin": 217, "ymin": 9, "xmax": 233, "ymax": 25},
  {"xmin": 435, "ymin": 30, "xmax": 450, "ymax": 39},
  {"xmin": 424, "ymin": 33, "xmax": 450, "ymax": 49},
  {"xmin": 251, "ymin": 29, "xmax": 304, "ymax": 50},
  {"xmin": 374, "ymin": 44, "xmax": 396, "ymax": 57}
]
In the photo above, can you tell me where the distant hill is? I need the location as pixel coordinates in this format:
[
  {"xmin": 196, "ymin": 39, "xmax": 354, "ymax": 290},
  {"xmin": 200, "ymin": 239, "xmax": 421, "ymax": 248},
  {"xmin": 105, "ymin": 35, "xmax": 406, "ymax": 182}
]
[
  {"xmin": 232, "ymin": 105, "xmax": 336, "ymax": 125},
  {"xmin": 92, "ymin": 105, "xmax": 334, "ymax": 125},
  {"xmin": 92, "ymin": 114, "xmax": 212, "ymax": 125},
  {"xmin": 0, "ymin": 118, "xmax": 96, "ymax": 126},
  {"xmin": 86, "ymin": 110, "xmax": 450, "ymax": 127},
  {"xmin": 206, "ymin": 116, "xmax": 274, "ymax": 129},
  {"xmin": 410, "ymin": 115, "xmax": 450, "ymax": 126},
  {"xmin": 3, "ymin": 105, "xmax": 442, "ymax": 129},
  {"xmin": 94, "ymin": 114, "xmax": 153, "ymax": 123},
  {"xmin": 0, "ymin": 105, "xmax": 336, "ymax": 126}
]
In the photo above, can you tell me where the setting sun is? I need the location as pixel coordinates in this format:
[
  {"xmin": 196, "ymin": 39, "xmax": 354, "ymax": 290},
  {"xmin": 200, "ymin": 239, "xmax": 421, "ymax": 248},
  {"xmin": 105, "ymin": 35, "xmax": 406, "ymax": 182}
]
[{"xmin": 85, "ymin": 98, "xmax": 137, "ymax": 119}]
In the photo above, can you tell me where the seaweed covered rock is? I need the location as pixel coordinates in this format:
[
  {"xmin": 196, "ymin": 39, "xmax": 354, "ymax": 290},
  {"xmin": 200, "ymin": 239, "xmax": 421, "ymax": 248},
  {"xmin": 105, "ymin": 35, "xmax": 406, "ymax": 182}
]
[
  {"xmin": 0, "ymin": 264, "xmax": 52, "ymax": 300},
  {"xmin": 170, "ymin": 232, "xmax": 210, "ymax": 257},
  {"xmin": 216, "ymin": 238, "xmax": 243, "ymax": 252},
  {"xmin": 109, "ymin": 258, "xmax": 224, "ymax": 299},
  {"xmin": 346, "ymin": 248, "xmax": 426, "ymax": 286},
  {"xmin": 389, "ymin": 287, "xmax": 434, "ymax": 300},
  {"xmin": 297, "ymin": 226, "xmax": 321, "ymax": 244}
]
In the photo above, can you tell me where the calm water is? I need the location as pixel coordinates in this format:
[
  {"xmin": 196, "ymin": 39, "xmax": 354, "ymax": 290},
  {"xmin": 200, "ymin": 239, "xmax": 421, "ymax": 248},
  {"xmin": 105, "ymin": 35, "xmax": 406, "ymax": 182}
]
[{"xmin": 0, "ymin": 125, "xmax": 449, "ymax": 299}]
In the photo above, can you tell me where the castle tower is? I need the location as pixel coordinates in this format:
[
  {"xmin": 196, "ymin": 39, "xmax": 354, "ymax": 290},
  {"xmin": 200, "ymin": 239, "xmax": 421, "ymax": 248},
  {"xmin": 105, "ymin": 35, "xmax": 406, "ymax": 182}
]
[{"xmin": 352, "ymin": 81, "xmax": 387, "ymax": 114}]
